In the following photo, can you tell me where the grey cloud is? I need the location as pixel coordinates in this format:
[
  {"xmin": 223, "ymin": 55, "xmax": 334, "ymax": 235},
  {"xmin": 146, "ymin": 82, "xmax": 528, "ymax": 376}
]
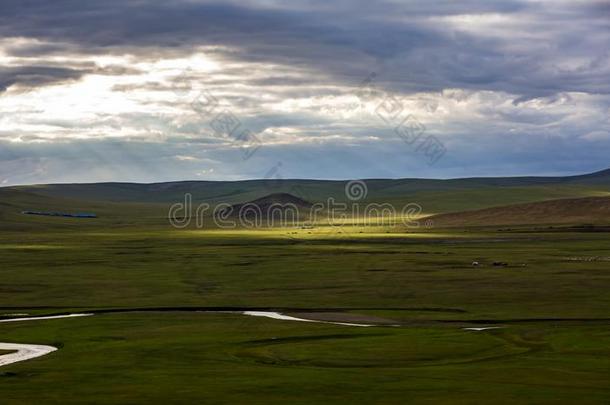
[
  {"xmin": 1, "ymin": 1, "xmax": 608, "ymax": 98},
  {"xmin": 0, "ymin": 65, "xmax": 87, "ymax": 92},
  {"xmin": 111, "ymin": 82, "xmax": 168, "ymax": 93},
  {"xmin": 4, "ymin": 42, "xmax": 76, "ymax": 58},
  {"xmin": 1, "ymin": 1, "xmax": 610, "ymax": 184}
]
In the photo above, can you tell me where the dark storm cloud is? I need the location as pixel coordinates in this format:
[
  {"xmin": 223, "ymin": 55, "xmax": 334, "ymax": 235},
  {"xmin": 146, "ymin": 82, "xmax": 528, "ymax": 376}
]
[
  {"xmin": 0, "ymin": 59, "xmax": 141, "ymax": 92},
  {"xmin": 3, "ymin": 42, "xmax": 76, "ymax": 58},
  {"xmin": 1, "ymin": 0, "xmax": 608, "ymax": 97},
  {"xmin": 0, "ymin": 65, "xmax": 87, "ymax": 92}
]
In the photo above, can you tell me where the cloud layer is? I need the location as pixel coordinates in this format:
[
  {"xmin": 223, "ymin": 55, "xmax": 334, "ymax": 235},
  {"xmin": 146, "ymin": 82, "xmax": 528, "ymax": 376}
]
[{"xmin": 0, "ymin": 0, "xmax": 609, "ymax": 184}]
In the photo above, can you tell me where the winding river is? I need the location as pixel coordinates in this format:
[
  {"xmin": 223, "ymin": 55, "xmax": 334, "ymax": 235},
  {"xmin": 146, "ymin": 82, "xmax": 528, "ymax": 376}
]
[
  {"xmin": 0, "ymin": 314, "xmax": 94, "ymax": 367},
  {"xmin": 0, "ymin": 343, "xmax": 58, "ymax": 367},
  {"xmin": 0, "ymin": 310, "xmax": 502, "ymax": 368}
]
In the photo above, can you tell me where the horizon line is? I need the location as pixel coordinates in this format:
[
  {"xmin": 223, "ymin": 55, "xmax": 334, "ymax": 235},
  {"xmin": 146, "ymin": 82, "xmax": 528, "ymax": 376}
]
[{"xmin": 3, "ymin": 167, "xmax": 609, "ymax": 188}]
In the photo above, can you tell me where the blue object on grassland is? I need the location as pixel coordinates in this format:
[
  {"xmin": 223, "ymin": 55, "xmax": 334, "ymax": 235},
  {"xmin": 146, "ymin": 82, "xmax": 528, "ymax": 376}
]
[{"xmin": 21, "ymin": 211, "xmax": 97, "ymax": 218}]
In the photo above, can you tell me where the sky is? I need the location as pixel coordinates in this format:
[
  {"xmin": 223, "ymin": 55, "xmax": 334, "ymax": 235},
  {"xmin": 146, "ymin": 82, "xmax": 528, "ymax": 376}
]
[{"xmin": 0, "ymin": 0, "xmax": 609, "ymax": 185}]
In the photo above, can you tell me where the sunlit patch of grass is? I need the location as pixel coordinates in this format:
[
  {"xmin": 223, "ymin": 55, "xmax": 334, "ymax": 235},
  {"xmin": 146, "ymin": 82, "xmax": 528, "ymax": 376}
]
[
  {"xmin": 173, "ymin": 226, "xmax": 465, "ymax": 241},
  {"xmin": 0, "ymin": 244, "xmax": 68, "ymax": 250}
]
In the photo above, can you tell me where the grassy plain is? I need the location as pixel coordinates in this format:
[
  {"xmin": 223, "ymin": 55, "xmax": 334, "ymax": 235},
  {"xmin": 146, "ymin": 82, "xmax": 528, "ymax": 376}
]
[
  {"xmin": 1, "ymin": 217, "xmax": 610, "ymax": 403},
  {"xmin": 1, "ymin": 312, "xmax": 609, "ymax": 404},
  {"xmin": 2, "ymin": 172, "xmax": 610, "ymax": 403}
]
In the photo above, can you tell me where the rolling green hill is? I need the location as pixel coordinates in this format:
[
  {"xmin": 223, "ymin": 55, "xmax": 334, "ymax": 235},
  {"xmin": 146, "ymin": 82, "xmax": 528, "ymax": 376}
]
[
  {"xmin": 0, "ymin": 188, "xmax": 167, "ymax": 231},
  {"xmin": 1, "ymin": 168, "xmax": 609, "ymax": 226},
  {"xmin": 7, "ymin": 168, "xmax": 610, "ymax": 204},
  {"xmin": 427, "ymin": 196, "xmax": 610, "ymax": 228}
]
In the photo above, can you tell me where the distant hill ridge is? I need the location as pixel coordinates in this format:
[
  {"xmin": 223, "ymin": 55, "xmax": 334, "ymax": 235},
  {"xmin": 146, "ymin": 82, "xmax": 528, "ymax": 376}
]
[
  {"xmin": 10, "ymin": 167, "xmax": 610, "ymax": 189},
  {"xmin": 2, "ymin": 167, "xmax": 609, "ymax": 220},
  {"xmin": 428, "ymin": 196, "xmax": 610, "ymax": 227}
]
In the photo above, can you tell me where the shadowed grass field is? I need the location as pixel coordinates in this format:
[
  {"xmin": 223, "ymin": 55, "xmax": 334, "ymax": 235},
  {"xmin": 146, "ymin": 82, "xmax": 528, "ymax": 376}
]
[
  {"xmin": 1, "ymin": 219, "xmax": 610, "ymax": 403},
  {"xmin": 1, "ymin": 312, "xmax": 609, "ymax": 404},
  {"xmin": 2, "ymin": 225, "xmax": 610, "ymax": 318}
]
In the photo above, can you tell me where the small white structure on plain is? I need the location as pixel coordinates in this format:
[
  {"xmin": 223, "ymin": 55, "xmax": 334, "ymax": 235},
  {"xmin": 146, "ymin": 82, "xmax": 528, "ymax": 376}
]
[{"xmin": 472, "ymin": 261, "xmax": 480, "ymax": 267}]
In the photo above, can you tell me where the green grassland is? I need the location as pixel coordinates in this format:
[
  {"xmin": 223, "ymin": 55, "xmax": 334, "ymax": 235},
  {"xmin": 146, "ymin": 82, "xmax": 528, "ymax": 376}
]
[
  {"xmin": 1, "ymin": 222, "xmax": 610, "ymax": 403},
  {"xmin": 1, "ymin": 174, "xmax": 610, "ymax": 403},
  {"xmin": 2, "ymin": 226, "xmax": 610, "ymax": 318},
  {"xmin": 1, "ymin": 313, "xmax": 609, "ymax": 404}
]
